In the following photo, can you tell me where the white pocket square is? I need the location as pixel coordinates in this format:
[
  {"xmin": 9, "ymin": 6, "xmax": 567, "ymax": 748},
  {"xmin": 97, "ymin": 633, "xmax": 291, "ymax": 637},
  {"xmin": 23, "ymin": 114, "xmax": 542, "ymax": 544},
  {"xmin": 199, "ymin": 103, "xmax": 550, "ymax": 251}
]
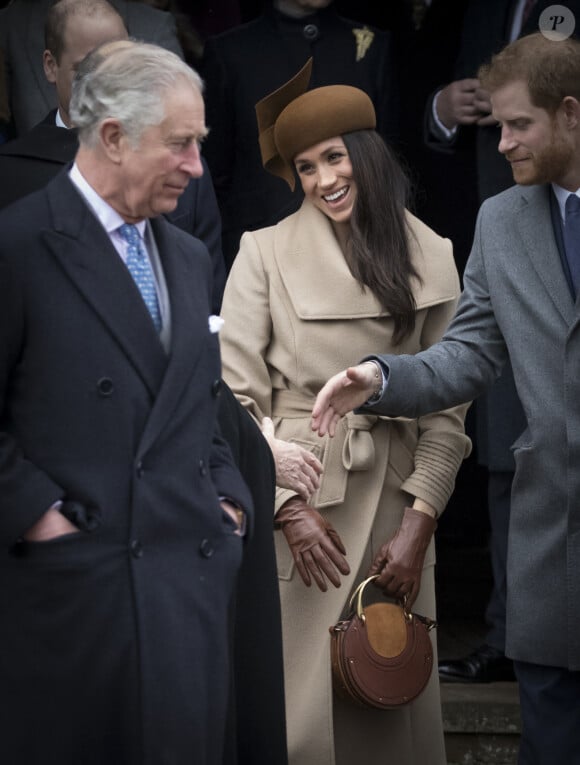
[{"xmin": 209, "ymin": 315, "xmax": 224, "ymax": 334}]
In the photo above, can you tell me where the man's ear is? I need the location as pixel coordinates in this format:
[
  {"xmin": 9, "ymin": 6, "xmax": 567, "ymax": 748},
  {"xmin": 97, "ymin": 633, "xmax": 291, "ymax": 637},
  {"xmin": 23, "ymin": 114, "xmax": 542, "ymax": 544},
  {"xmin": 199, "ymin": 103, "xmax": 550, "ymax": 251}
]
[
  {"xmin": 43, "ymin": 49, "xmax": 57, "ymax": 84},
  {"xmin": 99, "ymin": 118, "xmax": 125, "ymax": 163},
  {"xmin": 561, "ymin": 96, "xmax": 580, "ymax": 130}
]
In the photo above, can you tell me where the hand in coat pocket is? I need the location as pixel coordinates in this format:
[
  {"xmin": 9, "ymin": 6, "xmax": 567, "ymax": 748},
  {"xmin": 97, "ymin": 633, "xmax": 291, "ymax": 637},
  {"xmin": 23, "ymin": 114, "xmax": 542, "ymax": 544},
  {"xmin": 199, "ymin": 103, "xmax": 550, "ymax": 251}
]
[
  {"xmin": 23, "ymin": 505, "xmax": 80, "ymax": 542},
  {"xmin": 22, "ymin": 499, "xmax": 101, "ymax": 541}
]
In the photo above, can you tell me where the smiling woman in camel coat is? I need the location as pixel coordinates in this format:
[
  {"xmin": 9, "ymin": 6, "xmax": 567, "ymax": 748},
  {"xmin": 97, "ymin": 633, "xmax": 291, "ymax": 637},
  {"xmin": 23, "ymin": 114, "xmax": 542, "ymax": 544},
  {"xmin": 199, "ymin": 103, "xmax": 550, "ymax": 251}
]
[{"xmin": 219, "ymin": 198, "xmax": 471, "ymax": 765}]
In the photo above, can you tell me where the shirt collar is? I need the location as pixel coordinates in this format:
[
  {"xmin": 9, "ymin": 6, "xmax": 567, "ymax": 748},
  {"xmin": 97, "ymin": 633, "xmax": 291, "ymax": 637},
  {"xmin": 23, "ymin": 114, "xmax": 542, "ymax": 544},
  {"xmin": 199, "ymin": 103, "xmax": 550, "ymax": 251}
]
[
  {"xmin": 552, "ymin": 183, "xmax": 580, "ymax": 222},
  {"xmin": 68, "ymin": 162, "xmax": 147, "ymax": 238},
  {"xmin": 55, "ymin": 109, "xmax": 68, "ymax": 129}
]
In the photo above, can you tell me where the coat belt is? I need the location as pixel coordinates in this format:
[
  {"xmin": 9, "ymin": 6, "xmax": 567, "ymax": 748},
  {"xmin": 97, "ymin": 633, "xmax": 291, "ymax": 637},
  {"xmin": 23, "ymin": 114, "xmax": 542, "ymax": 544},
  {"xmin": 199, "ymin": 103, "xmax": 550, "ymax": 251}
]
[{"xmin": 272, "ymin": 389, "xmax": 379, "ymax": 507}]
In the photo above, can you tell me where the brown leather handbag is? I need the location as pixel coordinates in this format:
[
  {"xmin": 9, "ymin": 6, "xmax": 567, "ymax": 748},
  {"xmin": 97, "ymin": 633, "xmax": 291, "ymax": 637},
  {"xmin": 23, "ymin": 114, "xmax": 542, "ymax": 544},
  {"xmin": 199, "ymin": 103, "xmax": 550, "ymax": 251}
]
[{"xmin": 329, "ymin": 575, "xmax": 436, "ymax": 710}]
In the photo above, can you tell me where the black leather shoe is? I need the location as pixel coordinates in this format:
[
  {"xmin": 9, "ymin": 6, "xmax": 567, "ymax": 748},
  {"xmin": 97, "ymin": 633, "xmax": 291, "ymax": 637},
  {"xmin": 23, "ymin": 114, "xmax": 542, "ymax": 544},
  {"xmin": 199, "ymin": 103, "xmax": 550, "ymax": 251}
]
[{"xmin": 438, "ymin": 644, "xmax": 516, "ymax": 683}]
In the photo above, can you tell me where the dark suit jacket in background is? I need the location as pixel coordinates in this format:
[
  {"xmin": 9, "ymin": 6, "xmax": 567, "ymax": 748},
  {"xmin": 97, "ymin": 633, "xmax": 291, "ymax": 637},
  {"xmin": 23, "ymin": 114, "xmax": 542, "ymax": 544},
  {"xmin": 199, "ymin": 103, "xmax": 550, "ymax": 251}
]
[
  {"xmin": 0, "ymin": 0, "xmax": 184, "ymax": 136},
  {"xmin": 0, "ymin": 112, "xmax": 226, "ymax": 312},
  {"xmin": 0, "ymin": 170, "xmax": 252, "ymax": 765},
  {"xmin": 426, "ymin": 0, "xmax": 580, "ymax": 203},
  {"xmin": 199, "ymin": 3, "xmax": 401, "ymax": 268}
]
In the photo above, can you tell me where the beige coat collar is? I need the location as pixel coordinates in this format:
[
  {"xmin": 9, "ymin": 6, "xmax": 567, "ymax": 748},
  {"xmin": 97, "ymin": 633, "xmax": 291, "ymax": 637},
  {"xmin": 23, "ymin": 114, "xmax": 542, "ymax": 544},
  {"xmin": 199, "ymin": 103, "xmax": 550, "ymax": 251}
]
[{"xmin": 272, "ymin": 200, "xmax": 456, "ymax": 319}]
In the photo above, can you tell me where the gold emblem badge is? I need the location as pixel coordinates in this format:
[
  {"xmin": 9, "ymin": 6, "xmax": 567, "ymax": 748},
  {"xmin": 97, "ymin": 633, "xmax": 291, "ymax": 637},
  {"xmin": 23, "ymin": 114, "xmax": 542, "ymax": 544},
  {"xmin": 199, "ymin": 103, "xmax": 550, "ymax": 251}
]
[{"xmin": 353, "ymin": 27, "xmax": 374, "ymax": 62}]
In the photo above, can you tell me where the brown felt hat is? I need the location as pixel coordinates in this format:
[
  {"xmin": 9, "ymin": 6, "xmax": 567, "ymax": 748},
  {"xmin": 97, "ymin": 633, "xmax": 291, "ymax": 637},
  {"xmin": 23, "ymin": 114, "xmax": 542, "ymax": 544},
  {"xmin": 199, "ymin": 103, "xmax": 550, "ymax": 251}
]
[{"xmin": 255, "ymin": 58, "xmax": 376, "ymax": 190}]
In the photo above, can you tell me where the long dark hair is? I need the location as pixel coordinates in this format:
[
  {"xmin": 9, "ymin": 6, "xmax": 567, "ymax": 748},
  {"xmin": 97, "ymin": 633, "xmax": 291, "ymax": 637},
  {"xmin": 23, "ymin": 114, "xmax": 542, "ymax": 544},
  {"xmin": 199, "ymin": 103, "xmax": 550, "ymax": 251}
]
[{"xmin": 342, "ymin": 130, "xmax": 420, "ymax": 345}]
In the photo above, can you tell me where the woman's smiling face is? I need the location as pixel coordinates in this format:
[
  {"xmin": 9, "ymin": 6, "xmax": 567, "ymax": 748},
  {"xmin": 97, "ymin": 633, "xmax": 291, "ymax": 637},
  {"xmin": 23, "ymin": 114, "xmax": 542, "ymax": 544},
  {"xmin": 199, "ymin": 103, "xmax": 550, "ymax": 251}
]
[{"xmin": 294, "ymin": 136, "xmax": 356, "ymax": 225}]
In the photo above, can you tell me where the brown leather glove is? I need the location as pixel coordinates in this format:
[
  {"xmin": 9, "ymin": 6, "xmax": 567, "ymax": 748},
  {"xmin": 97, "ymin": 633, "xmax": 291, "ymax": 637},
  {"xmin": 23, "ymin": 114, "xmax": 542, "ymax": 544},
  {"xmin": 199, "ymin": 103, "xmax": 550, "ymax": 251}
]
[
  {"xmin": 369, "ymin": 506, "xmax": 437, "ymax": 607},
  {"xmin": 276, "ymin": 497, "xmax": 350, "ymax": 591}
]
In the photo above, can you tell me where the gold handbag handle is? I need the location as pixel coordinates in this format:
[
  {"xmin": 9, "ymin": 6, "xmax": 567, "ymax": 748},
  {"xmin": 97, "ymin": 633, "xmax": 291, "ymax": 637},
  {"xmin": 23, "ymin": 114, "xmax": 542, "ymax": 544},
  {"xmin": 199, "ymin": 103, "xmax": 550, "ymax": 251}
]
[
  {"xmin": 347, "ymin": 576, "xmax": 437, "ymax": 630},
  {"xmin": 348, "ymin": 575, "xmax": 417, "ymax": 625},
  {"xmin": 348, "ymin": 575, "xmax": 378, "ymax": 619}
]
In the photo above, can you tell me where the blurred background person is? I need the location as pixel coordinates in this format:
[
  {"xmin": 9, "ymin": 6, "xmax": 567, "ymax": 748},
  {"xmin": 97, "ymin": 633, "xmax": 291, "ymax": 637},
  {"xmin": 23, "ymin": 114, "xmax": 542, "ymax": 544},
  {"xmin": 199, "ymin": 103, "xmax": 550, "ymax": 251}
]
[
  {"xmin": 0, "ymin": 0, "xmax": 183, "ymax": 137},
  {"xmin": 198, "ymin": 0, "xmax": 403, "ymax": 270},
  {"xmin": 129, "ymin": 0, "xmax": 205, "ymax": 64}
]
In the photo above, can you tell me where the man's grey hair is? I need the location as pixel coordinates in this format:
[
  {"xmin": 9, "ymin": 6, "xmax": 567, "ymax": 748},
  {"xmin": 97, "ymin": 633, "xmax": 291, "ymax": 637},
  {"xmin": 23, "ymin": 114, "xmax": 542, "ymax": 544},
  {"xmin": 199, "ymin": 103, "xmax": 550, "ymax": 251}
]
[{"xmin": 70, "ymin": 41, "xmax": 204, "ymax": 147}]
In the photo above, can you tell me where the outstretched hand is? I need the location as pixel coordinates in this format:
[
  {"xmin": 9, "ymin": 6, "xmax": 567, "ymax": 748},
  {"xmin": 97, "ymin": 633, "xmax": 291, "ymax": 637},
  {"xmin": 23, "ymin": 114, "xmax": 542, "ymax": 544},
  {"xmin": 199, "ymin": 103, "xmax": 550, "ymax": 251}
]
[{"xmin": 311, "ymin": 363, "xmax": 378, "ymax": 437}]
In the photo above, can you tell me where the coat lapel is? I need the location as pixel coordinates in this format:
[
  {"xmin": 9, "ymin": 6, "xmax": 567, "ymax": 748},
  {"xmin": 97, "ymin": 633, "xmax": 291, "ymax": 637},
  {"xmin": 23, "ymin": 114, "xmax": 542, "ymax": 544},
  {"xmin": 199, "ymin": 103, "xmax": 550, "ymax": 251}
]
[
  {"xmin": 44, "ymin": 172, "xmax": 167, "ymax": 398},
  {"xmin": 516, "ymin": 185, "xmax": 575, "ymax": 326},
  {"xmin": 274, "ymin": 201, "xmax": 382, "ymax": 319},
  {"xmin": 136, "ymin": 217, "xmax": 211, "ymax": 456},
  {"xmin": 274, "ymin": 200, "xmax": 457, "ymax": 319}
]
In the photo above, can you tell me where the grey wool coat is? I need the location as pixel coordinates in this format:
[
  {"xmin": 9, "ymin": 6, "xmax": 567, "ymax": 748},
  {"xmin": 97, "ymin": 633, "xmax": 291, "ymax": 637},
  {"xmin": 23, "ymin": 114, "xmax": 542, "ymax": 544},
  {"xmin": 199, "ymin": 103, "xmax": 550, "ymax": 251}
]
[
  {"xmin": 219, "ymin": 199, "xmax": 471, "ymax": 765},
  {"xmin": 366, "ymin": 182, "xmax": 580, "ymax": 671}
]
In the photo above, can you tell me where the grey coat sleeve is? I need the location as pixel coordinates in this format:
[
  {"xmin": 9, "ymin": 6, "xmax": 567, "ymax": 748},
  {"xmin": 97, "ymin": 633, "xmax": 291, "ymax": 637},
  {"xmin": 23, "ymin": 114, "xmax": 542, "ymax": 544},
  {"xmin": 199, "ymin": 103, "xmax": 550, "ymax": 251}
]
[{"xmin": 364, "ymin": 212, "xmax": 508, "ymax": 419}]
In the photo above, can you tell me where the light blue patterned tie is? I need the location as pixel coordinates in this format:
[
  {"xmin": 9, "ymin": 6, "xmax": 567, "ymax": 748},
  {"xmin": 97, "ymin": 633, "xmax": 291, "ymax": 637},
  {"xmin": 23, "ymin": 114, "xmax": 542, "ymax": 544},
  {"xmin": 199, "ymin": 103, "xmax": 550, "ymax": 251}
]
[{"xmin": 117, "ymin": 223, "xmax": 162, "ymax": 332}]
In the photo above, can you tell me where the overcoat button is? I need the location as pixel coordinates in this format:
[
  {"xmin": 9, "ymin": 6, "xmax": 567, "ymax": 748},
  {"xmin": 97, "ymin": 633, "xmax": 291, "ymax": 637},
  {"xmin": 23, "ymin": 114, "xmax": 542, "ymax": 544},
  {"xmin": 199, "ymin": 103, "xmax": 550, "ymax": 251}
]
[
  {"xmin": 211, "ymin": 379, "xmax": 222, "ymax": 397},
  {"xmin": 199, "ymin": 460, "xmax": 207, "ymax": 476},
  {"xmin": 130, "ymin": 539, "xmax": 144, "ymax": 558},
  {"xmin": 200, "ymin": 539, "xmax": 214, "ymax": 558},
  {"xmin": 303, "ymin": 23, "xmax": 319, "ymax": 41},
  {"xmin": 136, "ymin": 461, "xmax": 144, "ymax": 478},
  {"xmin": 97, "ymin": 377, "xmax": 114, "ymax": 396}
]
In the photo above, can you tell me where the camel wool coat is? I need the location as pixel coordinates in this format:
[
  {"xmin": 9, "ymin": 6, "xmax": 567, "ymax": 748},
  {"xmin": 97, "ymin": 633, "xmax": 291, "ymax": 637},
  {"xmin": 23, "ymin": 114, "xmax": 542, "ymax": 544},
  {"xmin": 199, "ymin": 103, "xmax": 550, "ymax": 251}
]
[{"xmin": 220, "ymin": 199, "xmax": 471, "ymax": 765}]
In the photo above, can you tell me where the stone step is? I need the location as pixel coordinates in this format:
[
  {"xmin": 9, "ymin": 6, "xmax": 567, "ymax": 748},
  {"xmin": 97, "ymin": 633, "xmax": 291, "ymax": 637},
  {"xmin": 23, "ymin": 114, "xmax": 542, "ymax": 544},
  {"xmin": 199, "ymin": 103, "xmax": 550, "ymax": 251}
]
[{"xmin": 441, "ymin": 682, "xmax": 521, "ymax": 765}]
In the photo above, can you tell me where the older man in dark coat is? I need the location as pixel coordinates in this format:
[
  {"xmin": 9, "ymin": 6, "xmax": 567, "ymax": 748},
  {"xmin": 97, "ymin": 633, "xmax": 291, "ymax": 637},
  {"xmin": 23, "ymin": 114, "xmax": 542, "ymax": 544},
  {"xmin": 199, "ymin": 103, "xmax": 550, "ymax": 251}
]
[{"xmin": 0, "ymin": 40, "xmax": 252, "ymax": 765}]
